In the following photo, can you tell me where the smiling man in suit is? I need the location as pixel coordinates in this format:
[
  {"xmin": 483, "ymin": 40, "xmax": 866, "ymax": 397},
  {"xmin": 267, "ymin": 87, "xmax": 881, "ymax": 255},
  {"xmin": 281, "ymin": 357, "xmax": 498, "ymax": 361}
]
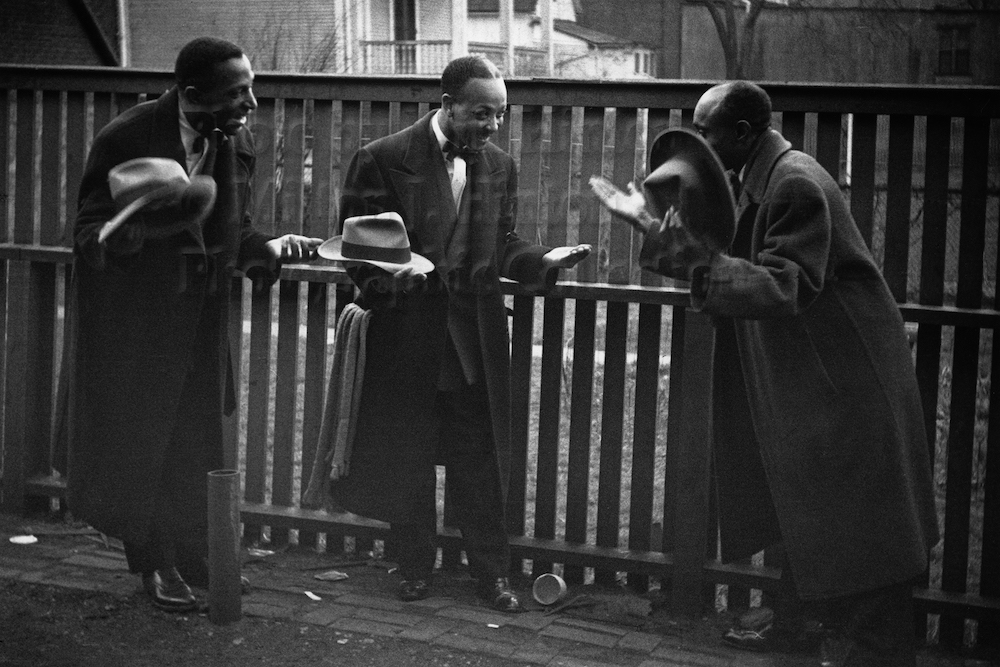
[
  {"xmin": 327, "ymin": 55, "xmax": 591, "ymax": 612},
  {"xmin": 68, "ymin": 36, "xmax": 322, "ymax": 613}
]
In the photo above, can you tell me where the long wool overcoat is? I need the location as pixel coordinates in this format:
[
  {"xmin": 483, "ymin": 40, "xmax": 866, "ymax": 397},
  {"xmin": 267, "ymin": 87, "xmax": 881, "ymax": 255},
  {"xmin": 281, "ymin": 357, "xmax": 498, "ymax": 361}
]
[
  {"xmin": 324, "ymin": 111, "xmax": 553, "ymax": 525},
  {"xmin": 67, "ymin": 87, "xmax": 276, "ymax": 545},
  {"xmin": 646, "ymin": 129, "xmax": 940, "ymax": 600}
]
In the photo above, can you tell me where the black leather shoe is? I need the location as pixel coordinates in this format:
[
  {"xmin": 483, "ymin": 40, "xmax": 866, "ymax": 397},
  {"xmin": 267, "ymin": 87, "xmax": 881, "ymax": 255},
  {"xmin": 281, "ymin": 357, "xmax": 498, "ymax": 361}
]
[
  {"xmin": 398, "ymin": 579, "xmax": 430, "ymax": 602},
  {"xmin": 722, "ymin": 616, "xmax": 825, "ymax": 653},
  {"xmin": 477, "ymin": 577, "xmax": 522, "ymax": 613},
  {"xmin": 142, "ymin": 567, "xmax": 197, "ymax": 612}
]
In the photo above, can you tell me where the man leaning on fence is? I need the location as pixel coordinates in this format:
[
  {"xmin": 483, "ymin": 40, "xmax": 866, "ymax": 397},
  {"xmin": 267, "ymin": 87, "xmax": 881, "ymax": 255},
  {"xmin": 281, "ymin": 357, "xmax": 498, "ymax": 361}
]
[
  {"xmin": 309, "ymin": 55, "xmax": 591, "ymax": 612},
  {"xmin": 591, "ymin": 81, "xmax": 940, "ymax": 666},
  {"xmin": 66, "ymin": 36, "xmax": 323, "ymax": 613}
]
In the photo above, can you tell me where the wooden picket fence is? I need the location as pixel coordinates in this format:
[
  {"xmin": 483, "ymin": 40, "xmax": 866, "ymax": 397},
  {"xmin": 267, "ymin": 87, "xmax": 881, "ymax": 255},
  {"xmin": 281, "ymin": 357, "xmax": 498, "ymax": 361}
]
[{"xmin": 1, "ymin": 65, "xmax": 998, "ymax": 648}]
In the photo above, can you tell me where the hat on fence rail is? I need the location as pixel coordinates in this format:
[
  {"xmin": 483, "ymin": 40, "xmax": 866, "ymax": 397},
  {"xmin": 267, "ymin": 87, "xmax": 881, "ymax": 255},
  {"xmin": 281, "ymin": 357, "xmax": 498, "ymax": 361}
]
[
  {"xmin": 319, "ymin": 212, "xmax": 434, "ymax": 273},
  {"xmin": 642, "ymin": 128, "xmax": 737, "ymax": 252},
  {"xmin": 98, "ymin": 157, "xmax": 217, "ymax": 243}
]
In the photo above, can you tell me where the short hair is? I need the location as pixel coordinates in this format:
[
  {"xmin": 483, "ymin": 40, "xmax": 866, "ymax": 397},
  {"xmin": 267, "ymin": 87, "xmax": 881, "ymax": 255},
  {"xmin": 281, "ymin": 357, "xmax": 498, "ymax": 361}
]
[
  {"xmin": 714, "ymin": 81, "xmax": 772, "ymax": 132},
  {"xmin": 441, "ymin": 55, "xmax": 502, "ymax": 101},
  {"xmin": 175, "ymin": 37, "xmax": 244, "ymax": 91}
]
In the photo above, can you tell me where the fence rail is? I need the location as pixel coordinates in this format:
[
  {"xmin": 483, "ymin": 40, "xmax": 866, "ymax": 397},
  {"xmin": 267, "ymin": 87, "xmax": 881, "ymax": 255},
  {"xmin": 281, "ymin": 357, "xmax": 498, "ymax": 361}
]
[{"xmin": 1, "ymin": 66, "xmax": 998, "ymax": 650}]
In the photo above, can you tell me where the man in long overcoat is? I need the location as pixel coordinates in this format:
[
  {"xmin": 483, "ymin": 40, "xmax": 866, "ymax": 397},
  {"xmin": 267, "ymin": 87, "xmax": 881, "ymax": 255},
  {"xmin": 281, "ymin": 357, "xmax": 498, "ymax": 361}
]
[
  {"xmin": 596, "ymin": 81, "xmax": 939, "ymax": 666},
  {"xmin": 327, "ymin": 56, "xmax": 590, "ymax": 611},
  {"xmin": 67, "ymin": 37, "xmax": 321, "ymax": 612}
]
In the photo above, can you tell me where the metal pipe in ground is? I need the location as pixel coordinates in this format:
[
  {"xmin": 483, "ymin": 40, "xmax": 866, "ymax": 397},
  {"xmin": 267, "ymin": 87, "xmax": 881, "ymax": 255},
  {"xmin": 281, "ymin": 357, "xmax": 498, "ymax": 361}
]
[{"xmin": 207, "ymin": 469, "xmax": 242, "ymax": 624}]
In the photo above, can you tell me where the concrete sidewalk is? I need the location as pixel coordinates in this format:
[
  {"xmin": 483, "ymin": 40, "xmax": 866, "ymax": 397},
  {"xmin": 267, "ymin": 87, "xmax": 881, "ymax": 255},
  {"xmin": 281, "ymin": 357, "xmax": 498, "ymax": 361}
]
[{"xmin": 0, "ymin": 517, "xmax": 981, "ymax": 667}]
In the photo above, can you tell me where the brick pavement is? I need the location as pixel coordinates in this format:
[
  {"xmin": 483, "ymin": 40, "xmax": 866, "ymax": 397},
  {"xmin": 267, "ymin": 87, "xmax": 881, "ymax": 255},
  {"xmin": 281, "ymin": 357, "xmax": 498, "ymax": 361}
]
[{"xmin": 0, "ymin": 518, "xmax": 985, "ymax": 667}]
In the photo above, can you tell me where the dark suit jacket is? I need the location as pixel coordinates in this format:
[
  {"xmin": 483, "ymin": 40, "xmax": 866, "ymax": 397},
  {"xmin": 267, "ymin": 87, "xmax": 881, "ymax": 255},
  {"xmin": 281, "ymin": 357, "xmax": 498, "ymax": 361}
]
[
  {"xmin": 67, "ymin": 87, "xmax": 276, "ymax": 544},
  {"xmin": 328, "ymin": 111, "xmax": 556, "ymax": 524}
]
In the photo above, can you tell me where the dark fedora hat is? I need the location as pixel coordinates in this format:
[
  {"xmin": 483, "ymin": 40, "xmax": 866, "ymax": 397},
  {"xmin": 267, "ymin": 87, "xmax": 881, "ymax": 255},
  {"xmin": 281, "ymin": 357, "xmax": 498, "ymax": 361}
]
[
  {"xmin": 643, "ymin": 128, "xmax": 736, "ymax": 252},
  {"xmin": 98, "ymin": 157, "xmax": 217, "ymax": 243},
  {"xmin": 319, "ymin": 212, "xmax": 434, "ymax": 274}
]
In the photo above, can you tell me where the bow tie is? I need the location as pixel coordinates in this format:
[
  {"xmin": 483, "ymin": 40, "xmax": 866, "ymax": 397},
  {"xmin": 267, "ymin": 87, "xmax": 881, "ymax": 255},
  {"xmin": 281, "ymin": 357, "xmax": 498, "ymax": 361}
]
[
  {"xmin": 443, "ymin": 141, "xmax": 479, "ymax": 166},
  {"xmin": 193, "ymin": 128, "xmax": 227, "ymax": 155}
]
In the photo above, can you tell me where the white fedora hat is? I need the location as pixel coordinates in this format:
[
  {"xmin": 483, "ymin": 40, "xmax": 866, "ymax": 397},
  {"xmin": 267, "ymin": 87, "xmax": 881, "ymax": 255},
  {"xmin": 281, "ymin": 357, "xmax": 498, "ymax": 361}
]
[
  {"xmin": 98, "ymin": 157, "xmax": 217, "ymax": 243},
  {"xmin": 319, "ymin": 212, "xmax": 433, "ymax": 274}
]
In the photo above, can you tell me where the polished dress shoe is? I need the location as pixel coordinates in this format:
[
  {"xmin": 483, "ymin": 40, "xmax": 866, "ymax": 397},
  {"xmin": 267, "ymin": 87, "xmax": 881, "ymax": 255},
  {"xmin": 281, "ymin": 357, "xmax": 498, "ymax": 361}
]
[
  {"xmin": 477, "ymin": 577, "xmax": 522, "ymax": 613},
  {"xmin": 142, "ymin": 567, "xmax": 197, "ymax": 612},
  {"xmin": 398, "ymin": 579, "xmax": 430, "ymax": 602}
]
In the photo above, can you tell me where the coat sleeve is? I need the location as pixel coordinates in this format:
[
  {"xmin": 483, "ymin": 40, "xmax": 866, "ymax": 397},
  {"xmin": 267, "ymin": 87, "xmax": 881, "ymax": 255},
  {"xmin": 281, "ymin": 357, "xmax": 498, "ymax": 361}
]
[
  {"xmin": 691, "ymin": 172, "xmax": 831, "ymax": 319},
  {"xmin": 74, "ymin": 129, "xmax": 148, "ymax": 270},
  {"xmin": 496, "ymin": 159, "xmax": 556, "ymax": 291},
  {"xmin": 340, "ymin": 147, "xmax": 396, "ymax": 222},
  {"xmin": 235, "ymin": 133, "xmax": 281, "ymax": 285}
]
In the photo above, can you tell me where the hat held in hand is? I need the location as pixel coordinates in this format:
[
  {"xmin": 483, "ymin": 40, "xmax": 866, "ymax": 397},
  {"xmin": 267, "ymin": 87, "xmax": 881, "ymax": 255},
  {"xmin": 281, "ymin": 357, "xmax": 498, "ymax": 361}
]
[
  {"xmin": 643, "ymin": 128, "xmax": 736, "ymax": 252},
  {"xmin": 319, "ymin": 212, "xmax": 433, "ymax": 273},
  {"xmin": 98, "ymin": 157, "xmax": 217, "ymax": 243}
]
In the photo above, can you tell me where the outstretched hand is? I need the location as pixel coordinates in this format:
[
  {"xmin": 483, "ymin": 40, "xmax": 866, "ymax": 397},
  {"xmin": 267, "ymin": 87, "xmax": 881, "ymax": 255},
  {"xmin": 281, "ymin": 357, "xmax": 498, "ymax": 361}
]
[
  {"xmin": 588, "ymin": 176, "xmax": 651, "ymax": 234},
  {"xmin": 266, "ymin": 234, "xmax": 324, "ymax": 262},
  {"xmin": 542, "ymin": 244, "xmax": 593, "ymax": 270}
]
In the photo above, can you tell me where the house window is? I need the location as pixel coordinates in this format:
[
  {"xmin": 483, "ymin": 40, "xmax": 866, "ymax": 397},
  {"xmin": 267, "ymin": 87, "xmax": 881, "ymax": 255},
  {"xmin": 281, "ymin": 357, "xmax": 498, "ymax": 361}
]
[
  {"xmin": 635, "ymin": 52, "xmax": 652, "ymax": 75},
  {"xmin": 938, "ymin": 25, "xmax": 971, "ymax": 76}
]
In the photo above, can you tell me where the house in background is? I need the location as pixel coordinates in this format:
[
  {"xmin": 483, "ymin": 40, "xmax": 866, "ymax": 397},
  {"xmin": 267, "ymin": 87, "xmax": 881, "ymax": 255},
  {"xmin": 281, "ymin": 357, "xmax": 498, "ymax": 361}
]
[
  {"xmin": 2, "ymin": 0, "xmax": 657, "ymax": 79},
  {"xmin": 4, "ymin": 0, "xmax": 996, "ymax": 84},
  {"xmin": 1, "ymin": 0, "xmax": 121, "ymax": 66},
  {"xmin": 574, "ymin": 0, "xmax": 1000, "ymax": 85}
]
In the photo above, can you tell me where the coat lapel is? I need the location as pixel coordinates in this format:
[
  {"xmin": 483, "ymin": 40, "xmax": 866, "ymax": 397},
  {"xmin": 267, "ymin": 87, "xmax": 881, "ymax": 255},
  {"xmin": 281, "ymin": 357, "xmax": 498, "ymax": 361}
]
[
  {"xmin": 148, "ymin": 87, "xmax": 186, "ymax": 165},
  {"xmin": 731, "ymin": 130, "xmax": 792, "ymax": 255},
  {"xmin": 389, "ymin": 112, "xmax": 455, "ymax": 270},
  {"xmin": 465, "ymin": 148, "xmax": 506, "ymax": 282}
]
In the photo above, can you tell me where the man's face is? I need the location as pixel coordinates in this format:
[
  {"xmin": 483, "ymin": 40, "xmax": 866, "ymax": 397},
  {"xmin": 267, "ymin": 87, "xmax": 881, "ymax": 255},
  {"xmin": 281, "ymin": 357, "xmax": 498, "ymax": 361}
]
[
  {"xmin": 441, "ymin": 76, "xmax": 507, "ymax": 153},
  {"xmin": 692, "ymin": 88, "xmax": 744, "ymax": 172},
  {"xmin": 193, "ymin": 55, "xmax": 258, "ymax": 134}
]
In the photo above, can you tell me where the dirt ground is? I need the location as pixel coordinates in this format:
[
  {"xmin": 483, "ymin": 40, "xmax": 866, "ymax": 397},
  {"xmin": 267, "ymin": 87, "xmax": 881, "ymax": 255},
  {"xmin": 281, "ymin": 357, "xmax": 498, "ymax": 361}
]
[
  {"xmin": 2, "ymin": 511, "xmax": 992, "ymax": 667},
  {"xmin": 0, "ymin": 577, "xmax": 539, "ymax": 667},
  {"xmin": 0, "ymin": 510, "xmax": 710, "ymax": 667}
]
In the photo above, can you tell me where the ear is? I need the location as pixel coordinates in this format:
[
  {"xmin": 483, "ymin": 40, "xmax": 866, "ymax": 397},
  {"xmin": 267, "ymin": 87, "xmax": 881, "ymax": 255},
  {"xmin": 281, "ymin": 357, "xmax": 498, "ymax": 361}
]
[
  {"xmin": 734, "ymin": 120, "xmax": 752, "ymax": 143},
  {"xmin": 183, "ymin": 86, "xmax": 202, "ymax": 105},
  {"xmin": 441, "ymin": 94, "xmax": 455, "ymax": 117}
]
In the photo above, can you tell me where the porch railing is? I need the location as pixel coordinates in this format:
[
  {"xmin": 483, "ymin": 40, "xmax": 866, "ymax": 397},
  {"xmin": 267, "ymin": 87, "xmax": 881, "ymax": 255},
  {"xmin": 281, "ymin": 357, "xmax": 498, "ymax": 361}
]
[
  {"xmin": 360, "ymin": 40, "xmax": 452, "ymax": 75},
  {"xmin": 1, "ymin": 65, "xmax": 998, "ymax": 650}
]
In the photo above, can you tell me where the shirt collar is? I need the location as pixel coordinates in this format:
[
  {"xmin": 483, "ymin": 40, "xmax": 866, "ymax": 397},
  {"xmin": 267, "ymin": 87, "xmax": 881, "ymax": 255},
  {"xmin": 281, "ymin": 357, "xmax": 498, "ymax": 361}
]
[
  {"xmin": 740, "ymin": 129, "xmax": 791, "ymax": 202},
  {"xmin": 431, "ymin": 109, "xmax": 451, "ymax": 156}
]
